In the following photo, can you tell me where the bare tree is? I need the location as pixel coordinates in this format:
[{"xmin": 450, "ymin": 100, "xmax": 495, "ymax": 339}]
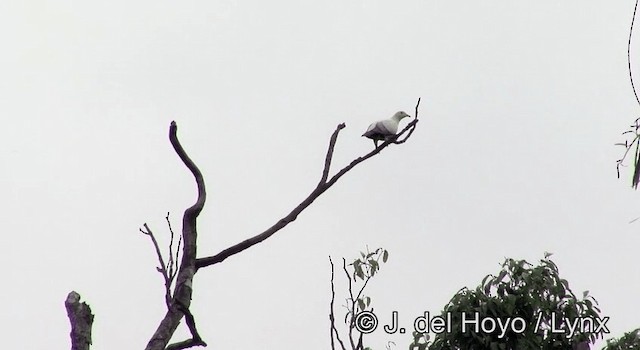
[{"xmin": 66, "ymin": 99, "xmax": 421, "ymax": 350}]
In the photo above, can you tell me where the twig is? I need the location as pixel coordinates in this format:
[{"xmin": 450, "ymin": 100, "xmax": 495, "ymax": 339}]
[
  {"xmin": 342, "ymin": 258, "xmax": 357, "ymax": 350},
  {"xmin": 628, "ymin": 0, "xmax": 640, "ymax": 108},
  {"xmin": 320, "ymin": 124, "xmax": 346, "ymax": 185},
  {"xmin": 329, "ymin": 256, "xmax": 348, "ymax": 350},
  {"xmin": 166, "ymin": 212, "xmax": 181, "ymax": 290},
  {"xmin": 391, "ymin": 97, "xmax": 421, "ymax": 145},
  {"xmin": 140, "ymin": 223, "xmax": 173, "ymax": 308},
  {"xmin": 348, "ymin": 263, "xmax": 372, "ymax": 350},
  {"xmin": 357, "ymin": 333, "xmax": 364, "ymax": 350},
  {"xmin": 195, "ymin": 99, "xmax": 421, "ymax": 269}
]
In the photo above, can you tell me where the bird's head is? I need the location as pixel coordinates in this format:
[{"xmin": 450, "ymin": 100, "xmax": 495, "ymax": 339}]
[{"xmin": 392, "ymin": 111, "xmax": 411, "ymax": 121}]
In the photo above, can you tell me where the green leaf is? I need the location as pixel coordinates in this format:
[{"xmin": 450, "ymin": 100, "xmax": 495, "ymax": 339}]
[
  {"xmin": 356, "ymin": 266, "xmax": 364, "ymax": 280},
  {"xmin": 584, "ymin": 299, "xmax": 593, "ymax": 310},
  {"xmin": 357, "ymin": 298, "xmax": 365, "ymax": 311},
  {"xmin": 383, "ymin": 250, "xmax": 389, "ymax": 263},
  {"xmin": 484, "ymin": 279, "xmax": 492, "ymax": 295}
]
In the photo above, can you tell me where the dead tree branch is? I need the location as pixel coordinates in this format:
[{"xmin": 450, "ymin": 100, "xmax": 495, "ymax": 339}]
[
  {"xmin": 165, "ymin": 301, "xmax": 207, "ymax": 350},
  {"xmin": 145, "ymin": 121, "xmax": 207, "ymax": 350},
  {"xmin": 65, "ymin": 291, "xmax": 94, "ymax": 350},
  {"xmin": 166, "ymin": 212, "xmax": 182, "ymax": 284},
  {"xmin": 329, "ymin": 256, "xmax": 348, "ymax": 350},
  {"xmin": 66, "ymin": 101, "xmax": 419, "ymax": 349},
  {"xmin": 139, "ymin": 223, "xmax": 174, "ymax": 308},
  {"xmin": 195, "ymin": 99, "xmax": 421, "ymax": 270}
]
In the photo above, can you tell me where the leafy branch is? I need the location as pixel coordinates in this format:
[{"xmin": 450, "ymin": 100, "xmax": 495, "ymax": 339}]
[{"xmin": 329, "ymin": 247, "xmax": 390, "ymax": 350}]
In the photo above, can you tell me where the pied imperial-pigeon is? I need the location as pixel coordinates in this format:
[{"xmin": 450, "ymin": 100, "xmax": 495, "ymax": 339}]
[{"xmin": 362, "ymin": 111, "xmax": 411, "ymax": 148}]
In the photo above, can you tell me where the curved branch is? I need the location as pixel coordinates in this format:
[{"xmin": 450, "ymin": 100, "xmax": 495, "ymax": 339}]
[
  {"xmin": 145, "ymin": 121, "xmax": 207, "ymax": 350},
  {"xmin": 195, "ymin": 99, "xmax": 421, "ymax": 270},
  {"xmin": 170, "ymin": 121, "xmax": 207, "ymax": 220},
  {"xmin": 628, "ymin": 0, "xmax": 640, "ymax": 108}
]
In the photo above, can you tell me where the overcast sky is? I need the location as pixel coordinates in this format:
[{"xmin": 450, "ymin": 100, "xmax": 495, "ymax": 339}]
[{"xmin": 1, "ymin": 1, "xmax": 639, "ymax": 349}]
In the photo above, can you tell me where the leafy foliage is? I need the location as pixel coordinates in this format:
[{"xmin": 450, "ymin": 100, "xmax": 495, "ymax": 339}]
[
  {"xmin": 426, "ymin": 255, "xmax": 606, "ymax": 350},
  {"xmin": 409, "ymin": 331, "xmax": 429, "ymax": 350},
  {"xmin": 330, "ymin": 247, "xmax": 390, "ymax": 350},
  {"xmin": 348, "ymin": 247, "xmax": 390, "ymax": 314},
  {"xmin": 601, "ymin": 328, "xmax": 640, "ymax": 350}
]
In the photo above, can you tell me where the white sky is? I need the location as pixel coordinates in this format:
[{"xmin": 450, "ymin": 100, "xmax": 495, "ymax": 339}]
[{"xmin": 1, "ymin": 1, "xmax": 639, "ymax": 349}]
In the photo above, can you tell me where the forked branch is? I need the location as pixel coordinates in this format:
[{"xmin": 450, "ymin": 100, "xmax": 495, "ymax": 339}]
[
  {"xmin": 195, "ymin": 99, "xmax": 421, "ymax": 270},
  {"xmin": 139, "ymin": 223, "xmax": 174, "ymax": 308},
  {"xmin": 145, "ymin": 121, "xmax": 207, "ymax": 350}
]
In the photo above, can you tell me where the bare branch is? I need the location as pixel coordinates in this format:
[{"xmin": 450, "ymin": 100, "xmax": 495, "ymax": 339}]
[
  {"xmin": 166, "ymin": 212, "xmax": 181, "ymax": 289},
  {"xmin": 140, "ymin": 223, "xmax": 173, "ymax": 308},
  {"xmin": 329, "ymin": 256, "xmax": 348, "ymax": 350},
  {"xmin": 393, "ymin": 97, "xmax": 421, "ymax": 145},
  {"xmin": 65, "ymin": 291, "xmax": 94, "ymax": 350},
  {"xmin": 195, "ymin": 99, "xmax": 421, "ymax": 270},
  {"xmin": 628, "ymin": 0, "xmax": 640, "ymax": 108},
  {"xmin": 343, "ymin": 258, "xmax": 357, "ymax": 350},
  {"xmin": 320, "ymin": 123, "xmax": 347, "ymax": 185},
  {"xmin": 145, "ymin": 121, "xmax": 207, "ymax": 350}
]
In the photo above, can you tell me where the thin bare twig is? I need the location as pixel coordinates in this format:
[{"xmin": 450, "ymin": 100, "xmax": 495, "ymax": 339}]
[
  {"xmin": 342, "ymin": 258, "xmax": 359, "ymax": 350},
  {"xmin": 195, "ymin": 99, "xmax": 421, "ymax": 270},
  {"xmin": 329, "ymin": 256, "xmax": 348, "ymax": 350},
  {"xmin": 629, "ymin": 0, "xmax": 640, "ymax": 108},
  {"xmin": 165, "ymin": 212, "xmax": 181, "ymax": 289},
  {"xmin": 140, "ymin": 223, "xmax": 173, "ymax": 308}
]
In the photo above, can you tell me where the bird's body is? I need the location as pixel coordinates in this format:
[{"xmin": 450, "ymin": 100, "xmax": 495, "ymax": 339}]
[{"xmin": 362, "ymin": 111, "xmax": 411, "ymax": 147}]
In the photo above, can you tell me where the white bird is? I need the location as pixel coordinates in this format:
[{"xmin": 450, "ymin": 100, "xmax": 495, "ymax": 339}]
[{"xmin": 362, "ymin": 111, "xmax": 411, "ymax": 148}]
